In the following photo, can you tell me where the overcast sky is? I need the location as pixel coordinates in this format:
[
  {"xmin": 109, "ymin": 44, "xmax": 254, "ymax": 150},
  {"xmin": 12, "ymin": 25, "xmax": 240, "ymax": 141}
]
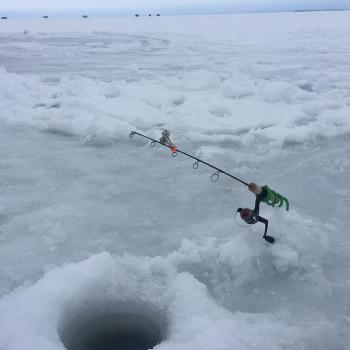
[{"xmin": 1, "ymin": 0, "xmax": 349, "ymax": 13}]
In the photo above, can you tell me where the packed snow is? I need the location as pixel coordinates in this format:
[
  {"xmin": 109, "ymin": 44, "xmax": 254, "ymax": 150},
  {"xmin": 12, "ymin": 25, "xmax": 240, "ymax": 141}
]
[{"xmin": 0, "ymin": 11, "xmax": 350, "ymax": 350}]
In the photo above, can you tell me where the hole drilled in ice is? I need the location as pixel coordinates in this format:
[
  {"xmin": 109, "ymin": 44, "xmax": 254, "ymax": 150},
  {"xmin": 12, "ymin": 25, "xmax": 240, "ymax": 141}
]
[
  {"xmin": 59, "ymin": 303, "xmax": 166, "ymax": 350},
  {"xmin": 50, "ymin": 103, "xmax": 61, "ymax": 109},
  {"xmin": 33, "ymin": 102, "xmax": 61, "ymax": 109}
]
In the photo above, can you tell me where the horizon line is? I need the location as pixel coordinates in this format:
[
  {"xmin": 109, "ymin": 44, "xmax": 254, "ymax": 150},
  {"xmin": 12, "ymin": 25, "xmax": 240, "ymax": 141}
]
[{"xmin": 1, "ymin": 7, "xmax": 350, "ymax": 18}]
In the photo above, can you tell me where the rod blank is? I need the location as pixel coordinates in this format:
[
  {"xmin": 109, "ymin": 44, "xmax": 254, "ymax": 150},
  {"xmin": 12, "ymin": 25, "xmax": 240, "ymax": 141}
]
[{"xmin": 129, "ymin": 131, "xmax": 249, "ymax": 186}]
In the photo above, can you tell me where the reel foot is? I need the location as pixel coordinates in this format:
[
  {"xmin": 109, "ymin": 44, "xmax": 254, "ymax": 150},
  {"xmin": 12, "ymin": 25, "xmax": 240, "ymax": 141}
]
[{"xmin": 264, "ymin": 235, "xmax": 275, "ymax": 244}]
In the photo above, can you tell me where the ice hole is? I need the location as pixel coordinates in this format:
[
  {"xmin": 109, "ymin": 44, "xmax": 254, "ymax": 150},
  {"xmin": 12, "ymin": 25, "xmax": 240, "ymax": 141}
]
[{"xmin": 59, "ymin": 302, "xmax": 167, "ymax": 350}]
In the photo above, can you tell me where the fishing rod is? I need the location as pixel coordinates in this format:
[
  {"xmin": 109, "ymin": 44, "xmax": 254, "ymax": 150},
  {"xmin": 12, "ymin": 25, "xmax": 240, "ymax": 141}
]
[
  {"xmin": 129, "ymin": 130, "xmax": 249, "ymax": 186},
  {"xmin": 129, "ymin": 129, "xmax": 289, "ymax": 244}
]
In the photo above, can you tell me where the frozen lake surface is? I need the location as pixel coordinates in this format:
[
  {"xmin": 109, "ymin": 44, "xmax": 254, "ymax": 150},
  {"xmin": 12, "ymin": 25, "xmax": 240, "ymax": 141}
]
[{"xmin": 0, "ymin": 11, "xmax": 350, "ymax": 350}]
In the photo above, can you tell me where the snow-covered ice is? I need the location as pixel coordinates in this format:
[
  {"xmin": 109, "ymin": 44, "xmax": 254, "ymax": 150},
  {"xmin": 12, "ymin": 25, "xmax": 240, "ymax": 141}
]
[{"xmin": 0, "ymin": 11, "xmax": 350, "ymax": 350}]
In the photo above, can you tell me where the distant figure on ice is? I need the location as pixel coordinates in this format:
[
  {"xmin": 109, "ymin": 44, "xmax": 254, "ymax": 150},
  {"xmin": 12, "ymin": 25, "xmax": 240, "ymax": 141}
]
[{"xmin": 237, "ymin": 183, "xmax": 289, "ymax": 244}]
